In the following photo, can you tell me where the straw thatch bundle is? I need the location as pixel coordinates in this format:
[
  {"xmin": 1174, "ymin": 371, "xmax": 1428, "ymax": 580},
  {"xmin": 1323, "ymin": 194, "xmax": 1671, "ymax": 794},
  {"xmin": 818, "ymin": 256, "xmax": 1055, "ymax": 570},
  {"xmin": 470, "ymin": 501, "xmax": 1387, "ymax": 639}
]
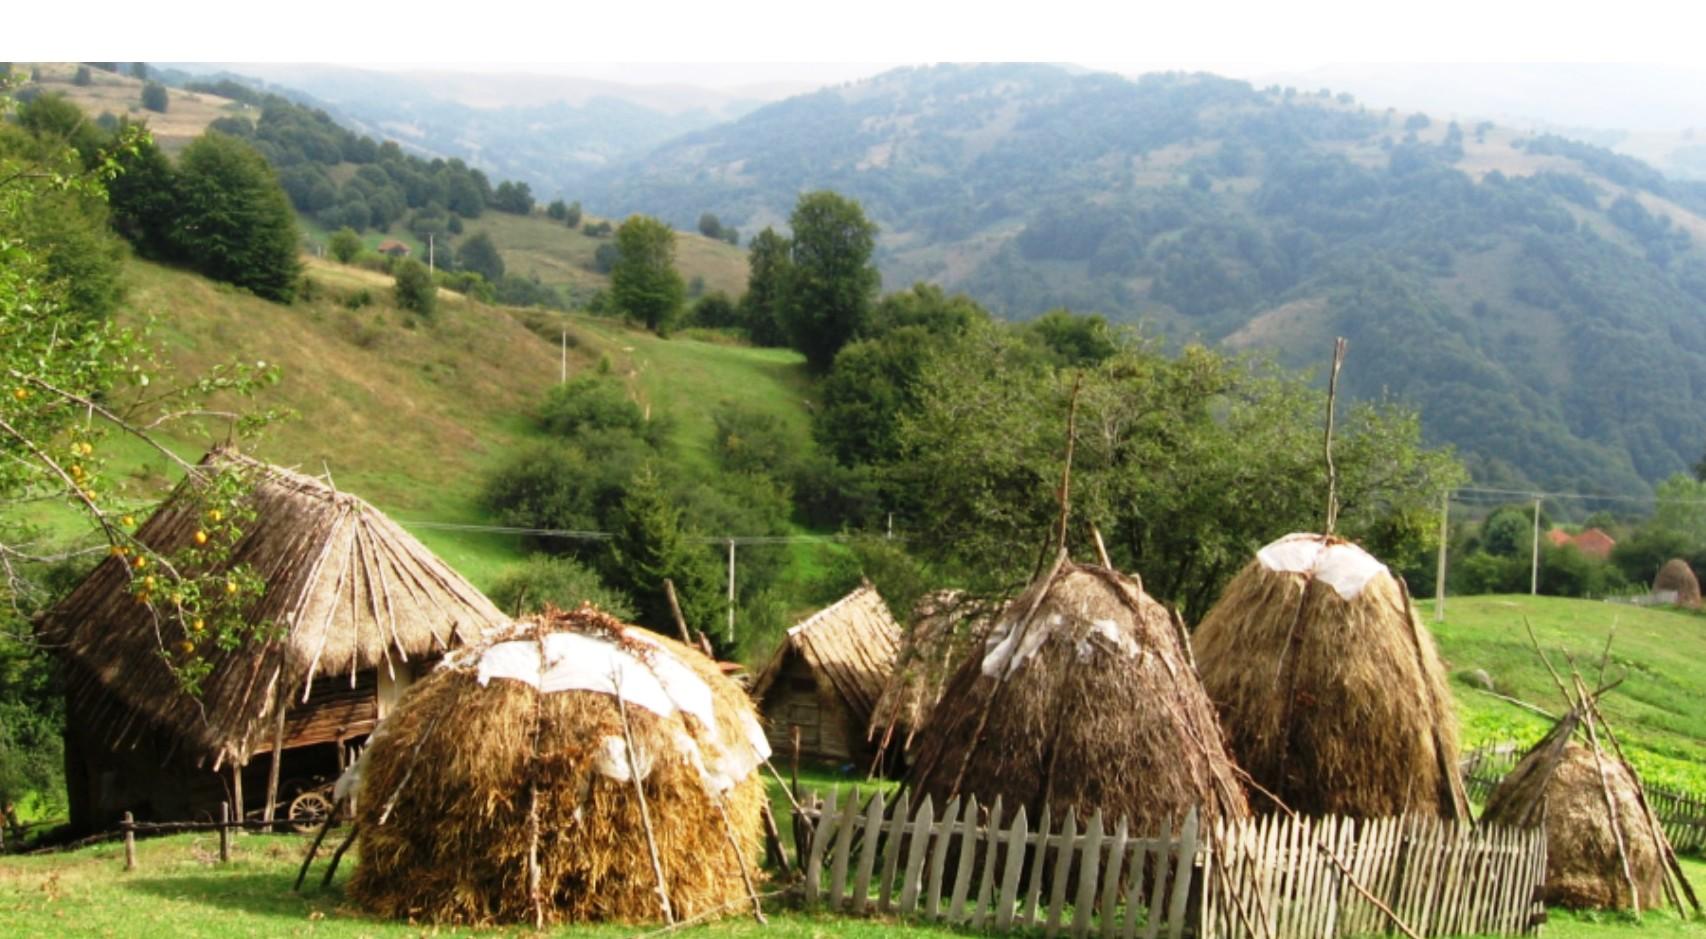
[
  {"xmin": 867, "ymin": 591, "xmax": 1003, "ymax": 760},
  {"xmin": 38, "ymin": 448, "xmax": 505, "ymax": 768},
  {"xmin": 907, "ymin": 556, "xmax": 1249, "ymax": 833},
  {"xmin": 1193, "ymin": 533, "xmax": 1468, "ymax": 819},
  {"xmin": 1482, "ymin": 735, "xmax": 1669, "ymax": 909},
  {"xmin": 349, "ymin": 605, "xmax": 768, "ymax": 926},
  {"xmin": 1653, "ymin": 558, "xmax": 1701, "ymax": 608}
]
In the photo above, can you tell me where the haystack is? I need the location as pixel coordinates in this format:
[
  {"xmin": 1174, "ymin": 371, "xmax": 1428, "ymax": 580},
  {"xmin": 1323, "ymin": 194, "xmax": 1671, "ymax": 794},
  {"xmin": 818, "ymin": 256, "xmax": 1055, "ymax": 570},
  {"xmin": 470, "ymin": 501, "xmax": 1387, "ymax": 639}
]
[
  {"xmin": 1193, "ymin": 532, "xmax": 1468, "ymax": 819},
  {"xmin": 1483, "ymin": 733, "xmax": 1668, "ymax": 909},
  {"xmin": 867, "ymin": 591, "xmax": 1003, "ymax": 763},
  {"xmin": 349, "ymin": 605, "xmax": 769, "ymax": 926},
  {"xmin": 907, "ymin": 555, "xmax": 1249, "ymax": 834},
  {"xmin": 1653, "ymin": 558, "xmax": 1701, "ymax": 608}
]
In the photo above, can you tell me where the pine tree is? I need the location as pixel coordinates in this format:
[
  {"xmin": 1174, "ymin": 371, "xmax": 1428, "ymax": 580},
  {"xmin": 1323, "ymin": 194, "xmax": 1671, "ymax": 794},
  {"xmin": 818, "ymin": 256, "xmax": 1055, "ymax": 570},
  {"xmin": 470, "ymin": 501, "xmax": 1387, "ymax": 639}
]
[{"xmin": 605, "ymin": 465, "xmax": 718, "ymax": 637}]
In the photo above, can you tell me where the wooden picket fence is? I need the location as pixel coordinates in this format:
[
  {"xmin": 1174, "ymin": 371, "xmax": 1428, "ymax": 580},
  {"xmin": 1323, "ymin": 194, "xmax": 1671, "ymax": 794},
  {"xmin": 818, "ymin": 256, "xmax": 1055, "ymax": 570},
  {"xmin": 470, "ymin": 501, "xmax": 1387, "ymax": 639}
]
[
  {"xmin": 1203, "ymin": 814, "xmax": 1547, "ymax": 939},
  {"xmin": 794, "ymin": 788, "xmax": 1203, "ymax": 938}
]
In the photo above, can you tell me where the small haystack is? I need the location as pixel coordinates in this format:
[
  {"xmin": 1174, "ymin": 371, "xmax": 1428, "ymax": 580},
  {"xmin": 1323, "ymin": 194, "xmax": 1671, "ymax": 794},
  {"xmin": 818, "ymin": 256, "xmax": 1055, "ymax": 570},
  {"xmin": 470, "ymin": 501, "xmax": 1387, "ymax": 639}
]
[
  {"xmin": 349, "ymin": 606, "xmax": 769, "ymax": 926},
  {"xmin": 907, "ymin": 554, "xmax": 1249, "ymax": 834},
  {"xmin": 867, "ymin": 591, "xmax": 1003, "ymax": 765},
  {"xmin": 1193, "ymin": 532, "xmax": 1468, "ymax": 819},
  {"xmin": 1653, "ymin": 558, "xmax": 1701, "ymax": 609},
  {"xmin": 1483, "ymin": 735, "xmax": 1668, "ymax": 909}
]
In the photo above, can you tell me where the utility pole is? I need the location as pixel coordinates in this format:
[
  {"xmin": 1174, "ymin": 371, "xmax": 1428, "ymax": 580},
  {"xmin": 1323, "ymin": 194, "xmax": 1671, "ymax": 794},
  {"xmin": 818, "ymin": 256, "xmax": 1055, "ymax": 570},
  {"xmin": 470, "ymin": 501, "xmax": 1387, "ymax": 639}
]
[
  {"xmin": 560, "ymin": 331, "xmax": 567, "ymax": 385},
  {"xmin": 428, "ymin": 233, "xmax": 435, "ymax": 275},
  {"xmin": 1530, "ymin": 496, "xmax": 1542, "ymax": 596},
  {"xmin": 1435, "ymin": 489, "xmax": 1449, "ymax": 622},
  {"xmin": 726, "ymin": 540, "xmax": 736, "ymax": 643}
]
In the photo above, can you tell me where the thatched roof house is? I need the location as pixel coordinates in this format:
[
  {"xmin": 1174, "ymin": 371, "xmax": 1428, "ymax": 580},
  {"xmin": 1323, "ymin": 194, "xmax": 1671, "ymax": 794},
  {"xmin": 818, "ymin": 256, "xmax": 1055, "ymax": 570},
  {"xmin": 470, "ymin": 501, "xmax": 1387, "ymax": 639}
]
[
  {"xmin": 750, "ymin": 582, "xmax": 900, "ymax": 768},
  {"xmin": 1193, "ymin": 533, "xmax": 1469, "ymax": 819},
  {"xmin": 351, "ymin": 606, "xmax": 768, "ymax": 925},
  {"xmin": 1653, "ymin": 558, "xmax": 1701, "ymax": 608},
  {"xmin": 1481, "ymin": 713, "xmax": 1678, "ymax": 910},
  {"xmin": 866, "ymin": 590, "xmax": 1002, "ymax": 763},
  {"xmin": 907, "ymin": 556, "xmax": 1250, "ymax": 834},
  {"xmin": 39, "ymin": 449, "xmax": 506, "ymax": 829}
]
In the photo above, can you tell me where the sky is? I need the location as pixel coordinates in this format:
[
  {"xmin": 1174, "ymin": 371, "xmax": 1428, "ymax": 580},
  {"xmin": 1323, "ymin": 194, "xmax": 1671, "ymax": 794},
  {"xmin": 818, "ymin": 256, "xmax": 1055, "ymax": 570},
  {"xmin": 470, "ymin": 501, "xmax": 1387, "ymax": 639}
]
[{"xmin": 18, "ymin": 0, "xmax": 1706, "ymax": 82}]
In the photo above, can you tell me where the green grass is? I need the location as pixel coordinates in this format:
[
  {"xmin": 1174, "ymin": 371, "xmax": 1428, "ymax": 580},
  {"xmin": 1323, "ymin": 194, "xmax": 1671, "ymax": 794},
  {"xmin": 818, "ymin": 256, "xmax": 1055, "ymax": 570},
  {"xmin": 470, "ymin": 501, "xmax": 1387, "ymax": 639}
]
[{"xmin": 1422, "ymin": 595, "xmax": 1706, "ymax": 793}]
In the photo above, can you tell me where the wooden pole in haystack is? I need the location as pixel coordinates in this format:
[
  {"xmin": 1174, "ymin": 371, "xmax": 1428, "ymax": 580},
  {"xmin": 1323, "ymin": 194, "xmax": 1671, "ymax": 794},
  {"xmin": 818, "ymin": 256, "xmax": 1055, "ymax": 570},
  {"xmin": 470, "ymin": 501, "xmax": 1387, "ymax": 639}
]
[
  {"xmin": 1323, "ymin": 337, "xmax": 1347, "ymax": 537},
  {"xmin": 615, "ymin": 674, "xmax": 675, "ymax": 925},
  {"xmin": 527, "ymin": 634, "xmax": 547, "ymax": 929},
  {"xmin": 1575, "ymin": 672, "xmax": 1641, "ymax": 918},
  {"xmin": 664, "ymin": 579, "xmax": 692, "ymax": 645}
]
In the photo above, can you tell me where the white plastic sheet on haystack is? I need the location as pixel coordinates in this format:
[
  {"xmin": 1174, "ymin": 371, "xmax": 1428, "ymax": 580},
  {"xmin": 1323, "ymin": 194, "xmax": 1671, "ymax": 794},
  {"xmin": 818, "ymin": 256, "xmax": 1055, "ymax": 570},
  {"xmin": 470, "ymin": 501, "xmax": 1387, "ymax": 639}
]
[
  {"xmin": 1256, "ymin": 532, "xmax": 1389, "ymax": 600},
  {"xmin": 465, "ymin": 626, "xmax": 770, "ymax": 792}
]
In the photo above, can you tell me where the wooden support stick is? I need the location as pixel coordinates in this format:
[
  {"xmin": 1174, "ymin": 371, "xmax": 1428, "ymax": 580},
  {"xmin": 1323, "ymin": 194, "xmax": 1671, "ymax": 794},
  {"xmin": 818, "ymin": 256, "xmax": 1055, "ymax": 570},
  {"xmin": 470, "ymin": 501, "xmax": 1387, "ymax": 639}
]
[
  {"xmin": 219, "ymin": 802, "xmax": 232, "ymax": 863},
  {"xmin": 1089, "ymin": 522, "xmax": 1112, "ymax": 569},
  {"xmin": 1524, "ymin": 617, "xmax": 1577, "ymax": 708},
  {"xmin": 1585, "ymin": 695, "xmax": 1701, "ymax": 915},
  {"xmin": 615, "ymin": 676, "xmax": 675, "ymax": 924},
  {"xmin": 320, "ymin": 823, "xmax": 359, "ymax": 888},
  {"xmin": 760, "ymin": 801, "xmax": 792, "ymax": 876},
  {"xmin": 1315, "ymin": 835, "xmax": 1422, "ymax": 939},
  {"xmin": 376, "ymin": 712, "xmax": 441, "ymax": 826},
  {"xmin": 122, "ymin": 812, "xmax": 136, "ymax": 872},
  {"xmin": 663, "ymin": 578, "xmax": 692, "ymax": 645},
  {"xmin": 527, "ymin": 633, "xmax": 547, "ymax": 929},
  {"xmin": 263, "ymin": 676, "xmax": 289, "ymax": 825},
  {"xmin": 711, "ymin": 790, "xmax": 767, "ymax": 924},
  {"xmin": 1576, "ymin": 673, "xmax": 1641, "ymax": 918},
  {"xmin": 293, "ymin": 808, "xmax": 338, "ymax": 891},
  {"xmin": 1323, "ymin": 336, "xmax": 1347, "ymax": 536}
]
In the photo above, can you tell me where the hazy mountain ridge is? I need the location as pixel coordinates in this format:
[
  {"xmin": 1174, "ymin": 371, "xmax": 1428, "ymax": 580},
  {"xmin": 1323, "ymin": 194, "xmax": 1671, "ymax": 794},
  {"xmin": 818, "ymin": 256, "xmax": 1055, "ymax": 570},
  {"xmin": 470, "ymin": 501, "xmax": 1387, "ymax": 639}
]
[{"xmin": 584, "ymin": 63, "xmax": 1706, "ymax": 496}]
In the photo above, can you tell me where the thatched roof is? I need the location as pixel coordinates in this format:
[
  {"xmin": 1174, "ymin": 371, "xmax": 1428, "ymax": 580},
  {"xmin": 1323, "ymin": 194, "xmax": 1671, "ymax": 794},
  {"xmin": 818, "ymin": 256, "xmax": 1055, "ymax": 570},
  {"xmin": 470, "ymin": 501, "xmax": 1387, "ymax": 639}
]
[
  {"xmin": 750, "ymin": 582, "xmax": 900, "ymax": 724},
  {"xmin": 1653, "ymin": 558, "xmax": 1701, "ymax": 608},
  {"xmin": 1482, "ymin": 719, "xmax": 1672, "ymax": 909},
  {"xmin": 907, "ymin": 556, "xmax": 1250, "ymax": 833},
  {"xmin": 38, "ymin": 448, "xmax": 506, "ymax": 767},
  {"xmin": 1193, "ymin": 532, "xmax": 1469, "ymax": 819},
  {"xmin": 866, "ymin": 590, "xmax": 1002, "ymax": 756},
  {"xmin": 350, "ymin": 605, "xmax": 767, "ymax": 925}
]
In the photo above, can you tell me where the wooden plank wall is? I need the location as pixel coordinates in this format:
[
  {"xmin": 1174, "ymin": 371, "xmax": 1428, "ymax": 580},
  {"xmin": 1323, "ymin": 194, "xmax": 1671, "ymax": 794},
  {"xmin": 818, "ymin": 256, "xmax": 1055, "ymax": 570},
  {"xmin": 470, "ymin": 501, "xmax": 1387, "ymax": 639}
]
[
  {"xmin": 796, "ymin": 788, "xmax": 1202, "ymax": 939},
  {"xmin": 1203, "ymin": 813, "xmax": 1547, "ymax": 939}
]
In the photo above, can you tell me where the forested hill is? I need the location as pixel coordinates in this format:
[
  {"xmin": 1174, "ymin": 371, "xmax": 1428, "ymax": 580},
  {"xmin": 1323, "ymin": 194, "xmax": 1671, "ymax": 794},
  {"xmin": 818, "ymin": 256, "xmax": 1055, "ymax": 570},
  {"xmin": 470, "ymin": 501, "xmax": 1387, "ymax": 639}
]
[{"xmin": 586, "ymin": 63, "xmax": 1706, "ymax": 497}]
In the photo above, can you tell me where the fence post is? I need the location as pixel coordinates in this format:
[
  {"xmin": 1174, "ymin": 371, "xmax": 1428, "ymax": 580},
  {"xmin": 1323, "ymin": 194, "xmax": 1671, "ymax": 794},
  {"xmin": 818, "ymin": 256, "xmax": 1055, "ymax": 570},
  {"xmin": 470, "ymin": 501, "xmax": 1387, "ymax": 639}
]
[
  {"xmin": 219, "ymin": 802, "xmax": 231, "ymax": 863},
  {"xmin": 123, "ymin": 812, "xmax": 136, "ymax": 871}
]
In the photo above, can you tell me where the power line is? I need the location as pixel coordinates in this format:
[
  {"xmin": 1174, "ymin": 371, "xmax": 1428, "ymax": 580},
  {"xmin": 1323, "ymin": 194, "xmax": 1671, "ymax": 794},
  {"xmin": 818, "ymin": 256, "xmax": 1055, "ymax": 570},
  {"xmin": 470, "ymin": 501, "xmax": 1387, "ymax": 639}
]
[
  {"xmin": 396, "ymin": 519, "xmax": 872, "ymax": 545},
  {"xmin": 1452, "ymin": 485, "xmax": 1706, "ymax": 509}
]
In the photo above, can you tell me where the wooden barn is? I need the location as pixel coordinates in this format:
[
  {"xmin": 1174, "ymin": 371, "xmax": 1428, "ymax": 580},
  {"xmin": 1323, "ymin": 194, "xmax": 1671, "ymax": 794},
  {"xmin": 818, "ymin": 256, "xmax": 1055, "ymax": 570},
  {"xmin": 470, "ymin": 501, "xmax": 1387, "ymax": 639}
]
[
  {"xmin": 750, "ymin": 583, "xmax": 899, "ymax": 769},
  {"xmin": 37, "ymin": 449, "xmax": 507, "ymax": 832}
]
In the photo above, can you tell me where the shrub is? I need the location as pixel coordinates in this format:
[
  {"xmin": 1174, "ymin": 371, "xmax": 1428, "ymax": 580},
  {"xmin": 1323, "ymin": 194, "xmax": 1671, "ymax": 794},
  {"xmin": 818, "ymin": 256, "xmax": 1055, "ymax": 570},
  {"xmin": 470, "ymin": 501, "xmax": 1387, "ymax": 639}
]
[
  {"xmin": 140, "ymin": 81, "xmax": 168, "ymax": 113},
  {"xmin": 328, "ymin": 227, "xmax": 363, "ymax": 264},
  {"xmin": 392, "ymin": 258, "xmax": 436, "ymax": 317},
  {"xmin": 487, "ymin": 555, "xmax": 635, "ymax": 619}
]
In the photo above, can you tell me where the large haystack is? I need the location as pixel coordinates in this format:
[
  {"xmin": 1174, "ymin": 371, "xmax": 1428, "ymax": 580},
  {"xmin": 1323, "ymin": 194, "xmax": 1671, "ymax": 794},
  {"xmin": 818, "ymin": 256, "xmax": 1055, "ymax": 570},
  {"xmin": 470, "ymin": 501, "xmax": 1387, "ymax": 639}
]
[
  {"xmin": 1193, "ymin": 532, "xmax": 1468, "ymax": 819},
  {"xmin": 350, "ymin": 606, "xmax": 768, "ymax": 926},
  {"xmin": 1653, "ymin": 558, "xmax": 1701, "ymax": 608},
  {"xmin": 1483, "ymin": 736, "xmax": 1668, "ymax": 909},
  {"xmin": 907, "ymin": 556, "xmax": 1249, "ymax": 834},
  {"xmin": 867, "ymin": 591, "xmax": 1003, "ymax": 762}
]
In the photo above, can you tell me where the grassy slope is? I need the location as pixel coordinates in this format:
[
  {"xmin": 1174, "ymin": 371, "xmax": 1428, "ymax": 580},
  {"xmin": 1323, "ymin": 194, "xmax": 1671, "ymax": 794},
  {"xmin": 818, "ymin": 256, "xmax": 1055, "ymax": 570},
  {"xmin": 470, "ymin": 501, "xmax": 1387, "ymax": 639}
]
[{"xmin": 1424, "ymin": 594, "xmax": 1706, "ymax": 793}]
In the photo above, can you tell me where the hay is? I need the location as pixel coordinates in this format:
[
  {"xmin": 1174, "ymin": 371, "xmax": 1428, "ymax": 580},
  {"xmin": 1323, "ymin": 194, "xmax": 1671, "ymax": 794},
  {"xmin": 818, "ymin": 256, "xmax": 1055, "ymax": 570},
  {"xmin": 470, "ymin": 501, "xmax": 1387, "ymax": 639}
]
[
  {"xmin": 1653, "ymin": 558, "xmax": 1701, "ymax": 608},
  {"xmin": 1483, "ymin": 738, "xmax": 1668, "ymax": 909},
  {"xmin": 349, "ymin": 605, "xmax": 767, "ymax": 926},
  {"xmin": 1193, "ymin": 533, "xmax": 1468, "ymax": 819},
  {"xmin": 867, "ymin": 591, "xmax": 1004, "ymax": 758},
  {"xmin": 907, "ymin": 558, "xmax": 1249, "ymax": 833}
]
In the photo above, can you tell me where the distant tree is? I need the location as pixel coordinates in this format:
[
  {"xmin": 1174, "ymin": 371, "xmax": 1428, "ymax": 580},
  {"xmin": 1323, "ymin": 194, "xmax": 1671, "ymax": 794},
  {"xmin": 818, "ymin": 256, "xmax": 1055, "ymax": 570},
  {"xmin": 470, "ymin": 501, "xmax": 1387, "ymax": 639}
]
[
  {"xmin": 171, "ymin": 132, "xmax": 301, "ymax": 302},
  {"xmin": 784, "ymin": 190, "xmax": 880, "ymax": 371},
  {"xmin": 582, "ymin": 219, "xmax": 612, "ymax": 237},
  {"xmin": 604, "ymin": 465, "xmax": 720, "ymax": 637},
  {"xmin": 1404, "ymin": 112, "xmax": 1431, "ymax": 132},
  {"xmin": 610, "ymin": 215, "xmax": 685, "ymax": 334},
  {"xmin": 698, "ymin": 212, "xmax": 723, "ymax": 239},
  {"xmin": 392, "ymin": 258, "xmax": 436, "ymax": 317},
  {"xmin": 72, "ymin": 66, "xmax": 92, "ymax": 87},
  {"xmin": 722, "ymin": 226, "xmax": 740, "ymax": 245},
  {"xmin": 740, "ymin": 227, "xmax": 792, "ymax": 347},
  {"xmin": 689, "ymin": 291, "xmax": 740, "ymax": 329},
  {"xmin": 140, "ymin": 81, "xmax": 168, "ymax": 114},
  {"xmin": 592, "ymin": 241, "xmax": 620, "ymax": 274},
  {"xmin": 491, "ymin": 180, "xmax": 534, "ymax": 215},
  {"xmin": 546, "ymin": 199, "xmax": 568, "ymax": 221},
  {"xmin": 105, "ymin": 129, "xmax": 179, "ymax": 260},
  {"xmin": 131, "ymin": 63, "xmax": 149, "ymax": 81},
  {"xmin": 455, "ymin": 230, "xmax": 505, "ymax": 282},
  {"xmin": 563, "ymin": 200, "xmax": 582, "ymax": 227},
  {"xmin": 328, "ymin": 227, "xmax": 363, "ymax": 264}
]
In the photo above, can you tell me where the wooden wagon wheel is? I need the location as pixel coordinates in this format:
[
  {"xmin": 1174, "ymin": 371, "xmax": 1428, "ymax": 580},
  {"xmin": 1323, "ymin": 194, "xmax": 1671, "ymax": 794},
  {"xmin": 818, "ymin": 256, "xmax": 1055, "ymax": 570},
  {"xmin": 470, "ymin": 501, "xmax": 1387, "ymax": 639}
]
[{"xmin": 287, "ymin": 790, "xmax": 335, "ymax": 834}]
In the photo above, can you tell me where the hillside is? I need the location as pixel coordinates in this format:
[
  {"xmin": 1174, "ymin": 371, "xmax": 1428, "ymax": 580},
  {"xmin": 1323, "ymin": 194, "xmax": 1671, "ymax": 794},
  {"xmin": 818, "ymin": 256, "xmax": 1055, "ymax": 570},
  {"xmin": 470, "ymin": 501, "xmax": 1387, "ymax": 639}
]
[
  {"xmin": 13, "ymin": 255, "xmax": 806, "ymax": 594},
  {"xmin": 1428, "ymin": 594, "xmax": 1706, "ymax": 795},
  {"xmin": 23, "ymin": 65, "xmax": 749, "ymax": 301},
  {"xmin": 587, "ymin": 63, "xmax": 1706, "ymax": 498}
]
